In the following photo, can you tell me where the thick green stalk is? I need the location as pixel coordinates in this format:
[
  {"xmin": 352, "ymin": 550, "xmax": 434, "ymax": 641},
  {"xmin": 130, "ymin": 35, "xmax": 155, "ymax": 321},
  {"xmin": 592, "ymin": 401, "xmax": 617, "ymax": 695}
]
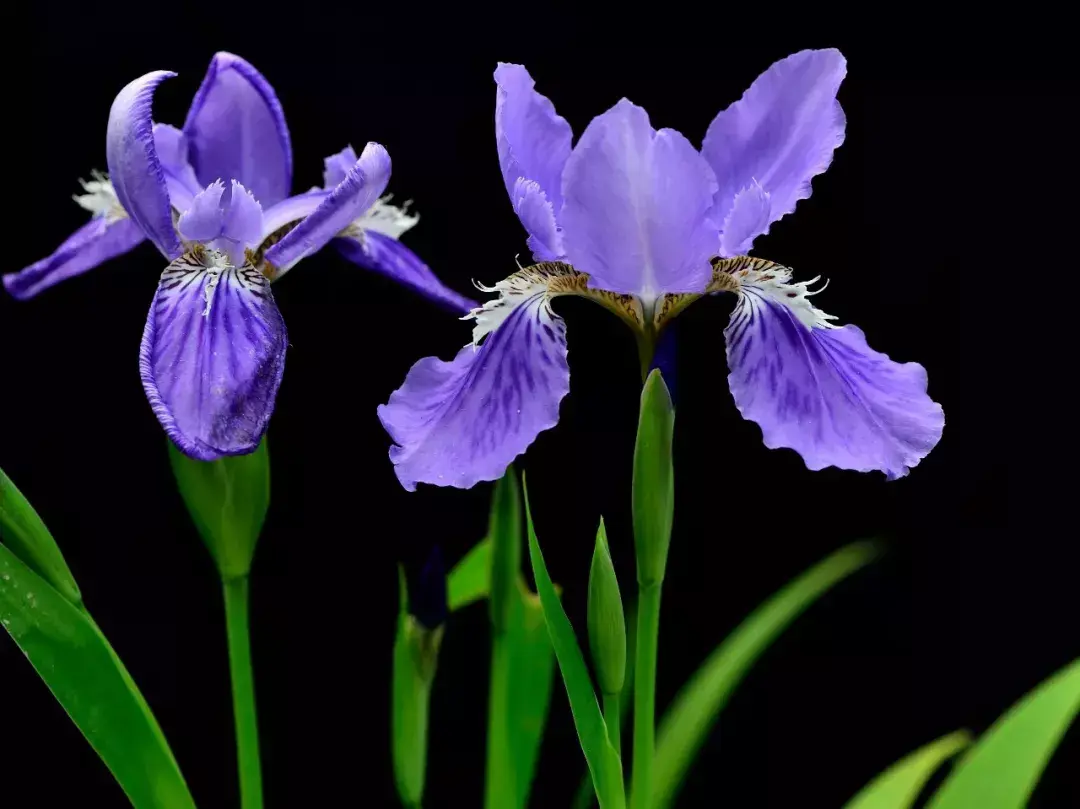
[
  {"xmin": 484, "ymin": 632, "xmax": 515, "ymax": 807},
  {"xmin": 603, "ymin": 692, "xmax": 622, "ymax": 759},
  {"xmin": 631, "ymin": 583, "xmax": 662, "ymax": 809},
  {"xmin": 223, "ymin": 576, "xmax": 263, "ymax": 809}
]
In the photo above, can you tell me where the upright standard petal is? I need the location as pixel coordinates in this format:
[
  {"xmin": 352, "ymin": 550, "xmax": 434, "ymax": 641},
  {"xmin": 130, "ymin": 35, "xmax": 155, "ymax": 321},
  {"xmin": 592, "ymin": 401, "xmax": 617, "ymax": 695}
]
[
  {"xmin": 263, "ymin": 143, "xmax": 391, "ymax": 277},
  {"xmin": 139, "ymin": 249, "xmax": 287, "ymax": 460},
  {"xmin": 719, "ymin": 257, "xmax": 943, "ymax": 478},
  {"xmin": 334, "ymin": 230, "xmax": 477, "ymax": 314},
  {"xmin": 153, "ymin": 123, "xmax": 202, "ymax": 213},
  {"xmin": 512, "ymin": 178, "xmax": 564, "ymax": 261},
  {"xmin": 702, "ymin": 49, "xmax": 847, "ymax": 239},
  {"xmin": 177, "ymin": 180, "xmax": 227, "ymax": 242},
  {"xmin": 183, "ymin": 52, "xmax": 293, "ymax": 207},
  {"xmin": 560, "ymin": 99, "xmax": 719, "ymax": 297},
  {"xmin": 106, "ymin": 71, "xmax": 183, "ymax": 259},
  {"xmin": 719, "ymin": 181, "xmax": 772, "ymax": 256},
  {"xmin": 494, "ymin": 63, "xmax": 573, "ymax": 208},
  {"xmin": 3, "ymin": 217, "xmax": 144, "ymax": 300},
  {"xmin": 379, "ymin": 264, "xmax": 580, "ymax": 491},
  {"xmin": 323, "ymin": 145, "xmax": 358, "ymax": 189}
]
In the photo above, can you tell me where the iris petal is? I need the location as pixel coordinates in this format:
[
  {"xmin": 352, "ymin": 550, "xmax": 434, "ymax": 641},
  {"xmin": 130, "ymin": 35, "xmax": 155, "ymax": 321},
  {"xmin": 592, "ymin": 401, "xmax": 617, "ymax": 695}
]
[
  {"xmin": 725, "ymin": 268, "xmax": 943, "ymax": 479},
  {"xmin": 494, "ymin": 63, "xmax": 573, "ymax": 209},
  {"xmin": 264, "ymin": 143, "xmax": 390, "ymax": 276},
  {"xmin": 106, "ymin": 71, "xmax": 183, "ymax": 259},
  {"xmin": 512, "ymin": 178, "xmax": 564, "ymax": 261},
  {"xmin": 703, "ymin": 49, "xmax": 847, "ymax": 242},
  {"xmin": 152, "ymin": 123, "xmax": 202, "ymax": 213},
  {"xmin": 560, "ymin": 99, "xmax": 718, "ymax": 297},
  {"xmin": 3, "ymin": 217, "xmax": 145, "ymax": 300},
  {"xmin": 183, "ymin": 52, "xmax": 292, "ymax": 207},
  {"xmin": 379, "ymin": 292, "xmax": 570, "ymax": 490},
  {"xmin": 140, "ymin": 251, "xmax": 287, "ymax": 460},
  {"xmin": 334, "ymin": 231, "xmax": 477, "ymax": 314}
]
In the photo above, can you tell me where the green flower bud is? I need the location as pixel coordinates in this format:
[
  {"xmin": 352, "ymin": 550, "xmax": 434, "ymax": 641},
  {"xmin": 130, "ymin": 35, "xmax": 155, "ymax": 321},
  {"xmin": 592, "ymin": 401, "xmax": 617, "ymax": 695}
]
[
  {"xmin": 392, "ymin": 566, "xmax": 445, "ymax": 808},
  {"xmin": 168, "ymin": 438, "xmax": 269, "ymax": 580},
  {"xmin": 588, "ymin": 518, "xmax": 626, "ymax": 697},
  {"xmin": 632, "ymin": 370, "xmax": 675, "ymax": 588}
]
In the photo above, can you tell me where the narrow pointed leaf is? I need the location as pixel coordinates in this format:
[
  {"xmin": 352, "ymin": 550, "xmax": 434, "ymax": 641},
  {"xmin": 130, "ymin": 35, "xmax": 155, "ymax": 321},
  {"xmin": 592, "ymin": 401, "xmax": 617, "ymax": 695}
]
[
  {"xmin": 925, "ymin": 657, "xmax": 1080, "ymax": 809},
  {"xmin": 525, "ymin": 480, "xmax": 625, "ymax": 809},
  {"xmin": 843, "ymin": 731, "xmax": 972, "ymax": 809},
  {"xmin": 0, "ymin": 467, "xmax": 81, "ymax": 605},
  {"xmin": 573, "ymin": 597, "xmax": 638, "ymax": 809},
  {"xmin": 448, "ymin": 538, "xmax": 491, "ymax": 612},
  {"xmin": 0, "ymin": 543, "xmax": 195, "ymax": 808},
  {"xmin": 168, "ymin": 436, "xmax": 270, "ymax": 579},
  {"xmin": 650, "ymin": 541, "xmax": 879, "ymax": 809}
]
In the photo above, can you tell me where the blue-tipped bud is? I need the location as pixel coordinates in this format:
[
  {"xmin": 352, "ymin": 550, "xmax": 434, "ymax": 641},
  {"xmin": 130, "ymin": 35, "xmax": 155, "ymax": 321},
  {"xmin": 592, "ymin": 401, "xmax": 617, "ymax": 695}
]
[
  {"xmin": 649, "ymin": 321, "xmax": 678, "ymax": 405},
  {"xmin": 410, "ymin": 546, "xmax": 448, "ymax": 631}
]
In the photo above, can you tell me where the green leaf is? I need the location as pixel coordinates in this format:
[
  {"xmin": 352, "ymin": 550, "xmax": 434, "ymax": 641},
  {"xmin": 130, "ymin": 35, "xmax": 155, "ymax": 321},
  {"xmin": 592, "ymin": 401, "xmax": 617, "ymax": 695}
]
[
  {"xmin": 488, "ymin": 470, "xmax": 522, "ymax": 633},
  {"xmin": 843, "ymin": 731, "xmax": 971, "ymax": 809},
  {"xmin": 448, "ymin": 538, "xmax": 491, "ymax": 612},
  {"xmin": 925, "ymin": 657, "xmax": 1080, "ymax": 809},
  {"xmin": 524, "ymin": 479, "xmax": 626, "ymax": 809},
  {"xmin": 484, "ymin": 468, "xmax": 555, "ymax": 809},
  {"xmin": 0, "ymin": 466, "xmax": 81, "ymax": 605},
  {"xmin": 651, "ymin": 541, "xmax": 880, "ymax": 809},
  {"xmin": 168, "ymin": 437, "xmax": 269, "ymax": 579},
  {"xmin": 632, "ymin": 369, "xmax": 674, "ymax": 587},
  {"xmin": 572, "ymin": 597, "xmax": 638, "ymax": 809},
  {"xmin": 0, "ymin": 543, "xmax": 195, "ymax": 808},
  {"xmin": 506, "ymin": 582, "xmax": 557, "ymax": 807}
]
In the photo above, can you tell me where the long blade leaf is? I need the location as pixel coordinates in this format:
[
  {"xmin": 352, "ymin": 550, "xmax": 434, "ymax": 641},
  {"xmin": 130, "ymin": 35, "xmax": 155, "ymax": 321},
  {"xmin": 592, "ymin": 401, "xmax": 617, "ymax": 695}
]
[
  {"xmin": 0, "ymin": 542, "xmax": 196, "ymax": 808},
  {"xmin": 0, "ymin": 467, "xmax": 81, "ymax": 605},
  {"xmin": 925, "ymin": 657, "xmax": 1080, "ymax": 809},
  {"xmin": 448, "ymin": 538, "xmax": 491, "ymax": 612},
  {"xmin": 843, "ymin": 731, "xmax": 971, "ymax": 809},
  {"xmin": 650, "ymin": 541, "xmax": 879, "ymax": 809},
  {"xmin": 525, "ymin": 481, "xmax": 625, "ymax": 809},
  {"xmin": 507, "ymin": 583, "xmax": 557, "ymax": 807}
]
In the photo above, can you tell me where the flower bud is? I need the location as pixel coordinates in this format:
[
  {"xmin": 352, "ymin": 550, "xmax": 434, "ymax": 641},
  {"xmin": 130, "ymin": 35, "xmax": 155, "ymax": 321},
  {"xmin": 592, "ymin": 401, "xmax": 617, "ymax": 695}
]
[
  {"xmin": 632, "ymin": 370, "xmax": 675, "ymax": 587},
  {"xmin": 392, "ymin": 555, "xmax": 446, "ymax": 808},
  {"xmin": 588, "ymin": 518, "xmax": 626, "ymax": 696},
  {"xmin": 168, "ymin": 437, "xmax": 269, "ymax": 580}
]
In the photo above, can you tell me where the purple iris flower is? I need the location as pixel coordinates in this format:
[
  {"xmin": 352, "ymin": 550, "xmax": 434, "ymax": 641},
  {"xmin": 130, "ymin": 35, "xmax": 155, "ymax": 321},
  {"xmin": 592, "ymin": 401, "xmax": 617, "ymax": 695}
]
[
  {"xmin": 380, "ymin": 49, "xmax": 944, "ymax": 491},
  {"xmin": 4, "ymin": 53, "xmax": 474, "ymax": 461}
]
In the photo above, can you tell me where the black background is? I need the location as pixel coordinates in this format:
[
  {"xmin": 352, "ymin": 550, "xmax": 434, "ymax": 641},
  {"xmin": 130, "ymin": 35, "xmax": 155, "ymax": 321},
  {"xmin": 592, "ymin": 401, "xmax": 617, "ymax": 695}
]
[{"xmin": 0, "ymin": 9, "xmax": 1070, "ymax": 809}]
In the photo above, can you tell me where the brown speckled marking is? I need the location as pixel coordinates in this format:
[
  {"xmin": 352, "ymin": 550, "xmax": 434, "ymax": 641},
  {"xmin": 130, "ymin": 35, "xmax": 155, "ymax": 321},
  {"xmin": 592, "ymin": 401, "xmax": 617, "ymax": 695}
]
[
  {"xmin": 651, "ymin": 256, "xmax": 793, "ymax": 332},
  {"xmin": 250, "ymin": 221, "xmax": 302, "ymax": 278},
  {"xmin": 512, "ymin": 262, "xmax": 646, "ymax": 331}
]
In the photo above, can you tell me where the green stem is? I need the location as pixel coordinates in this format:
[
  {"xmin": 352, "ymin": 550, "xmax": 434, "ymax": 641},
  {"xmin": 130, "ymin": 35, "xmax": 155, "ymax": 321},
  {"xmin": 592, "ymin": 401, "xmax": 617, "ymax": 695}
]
[
  {"xmin": 484, "ymin": 632, "xmax": 514, "ymax": 808},
  {"xmin": 603, "ymin": 692, "xmax": 622, "ymax": 759},
  {"xmin": 223, "ymin": 576, "xmax": 263, "ymax": 809},
  {"xmin": 631, "ymin": 583, "xmax": 662, "ymax": 809},
  {"xmin": 634, "ymin": 328, "xmax": 656, "ymax": 384}
]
